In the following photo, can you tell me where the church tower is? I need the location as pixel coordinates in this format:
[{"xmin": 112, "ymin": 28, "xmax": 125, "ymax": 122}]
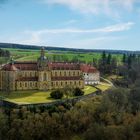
[
  {"xmin": 37, "ymin": 47, "xmax": 51, "ymax": 90},
  {"xmin": 37, "ymin": 47, "xmax": 48, "ymax": 70}
]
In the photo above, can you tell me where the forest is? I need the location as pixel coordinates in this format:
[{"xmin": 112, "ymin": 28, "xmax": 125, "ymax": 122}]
[{"xmin": 0, "ymin": 49, "xmax": 140, "ymax": 140}]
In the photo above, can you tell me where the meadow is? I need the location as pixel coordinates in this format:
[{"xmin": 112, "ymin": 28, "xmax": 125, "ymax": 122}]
[
  {"xmin": 0, "ymin": 86, "xmax": 99, "ymax": 104},
  {"xmin": 1, "ymin": 48, "xmax": 123, "ymax": 63},
  {"xmin": 0, "ymin": 84, "xmax": 112, "ymax": 104}
]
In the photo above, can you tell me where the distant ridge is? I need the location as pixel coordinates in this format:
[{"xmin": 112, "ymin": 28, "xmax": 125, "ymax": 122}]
[{"xmin": 0, "ymin": 42, "xmax": 139, "ymax": 54}]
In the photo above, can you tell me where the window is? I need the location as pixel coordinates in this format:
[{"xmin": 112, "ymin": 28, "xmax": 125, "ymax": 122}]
[
  {"xmin": 44, "ymin": 73, "xmax": 47, "ymax": 81},
  {"xmin": 25, "ymin": 82, "xmax": 27, "ymax": 87},
  {"xmin": 35, "ymin": 82, "xmax": 37, "ymax": 87},
  {"xmin": 55, "ymin": 72, "xmax": 57, "ymax": 76}
]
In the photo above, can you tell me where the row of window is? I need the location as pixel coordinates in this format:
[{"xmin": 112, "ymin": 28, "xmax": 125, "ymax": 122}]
[
  {"xmin": 20, "ymin": 72, "xmax": 37, "ymax": 77},
  {"xmin": 52, "ymin": 71, "xmax": 81, "ymax": 77},
  {"xmin": 18, "ymin": 82, "xmax": 37, "ymax": 88},
  {"xmin": 52, "ymin": 81, "xmax": 82, "ymax": 87}
]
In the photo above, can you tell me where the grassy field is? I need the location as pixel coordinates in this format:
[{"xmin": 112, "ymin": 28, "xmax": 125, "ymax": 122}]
[
  {"xmin": 0, "ymin": 86, "xmax": 99, "ymax": 104},
  {"xmin": 1, "ymin": 48, "xmax": 123, "ymax": 63},
  {"xmin": 95, "ymin": 83, "xmax": 112, "ymax": 91}
]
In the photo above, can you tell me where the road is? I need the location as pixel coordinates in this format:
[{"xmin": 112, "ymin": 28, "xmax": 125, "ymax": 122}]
[{"xmin": 100, "ymin": 77, "xmax": 115, "ymax": 87}]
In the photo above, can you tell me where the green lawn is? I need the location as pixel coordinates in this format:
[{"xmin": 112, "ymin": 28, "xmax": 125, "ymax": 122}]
[
  {"xmin": 4, "ymin": 90, "xmax": 53, "ymax": 105},
  {"xmin": 1, "ymin": 48, "xmax": 123, "ymax": 63},
  {"xmin": 83, "ymin": 86, "xmax": 97, "ymax": 94},
  {"xmin": 95, "ymin": 84, "xmax": 112, "ymax": 91},
  {"xmin": 0, "ymin": 86, "xmax": 98, "ymax": 105}
]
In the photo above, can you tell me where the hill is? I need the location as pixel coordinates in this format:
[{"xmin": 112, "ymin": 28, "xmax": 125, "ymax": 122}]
[{"xmin": 0, "ymin": 42, "xmax": 139, "ymax": 54}]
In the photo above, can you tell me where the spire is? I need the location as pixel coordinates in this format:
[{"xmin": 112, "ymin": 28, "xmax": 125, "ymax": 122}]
[
  {"xmin": 41, "ymin": 47, "xmax": 45, "ymax": 57},
  {"xmin": 39, "ymin": 47, "xmax": 46, "ymax": 60},
  {"xmin": 10, "ymin": 57, "xmax": 14, "ymax": 65}
]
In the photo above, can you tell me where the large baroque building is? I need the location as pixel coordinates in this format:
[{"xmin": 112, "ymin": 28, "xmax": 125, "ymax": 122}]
[{"xmin": 0, "ymin": 48, "xmax": 100, "ymax": 91}]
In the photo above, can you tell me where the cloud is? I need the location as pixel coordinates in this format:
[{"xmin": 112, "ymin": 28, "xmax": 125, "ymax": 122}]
[
  {"xmin": 3, "ymin": 22, "xmax": 134, "ymax": 49},
  {"xmin": 24, "ymin": 22, "xmax": 134, "ymax": 35},
  {"xmin": 43, "ymin": 0, "xmax": 138, "ymax": 16}
]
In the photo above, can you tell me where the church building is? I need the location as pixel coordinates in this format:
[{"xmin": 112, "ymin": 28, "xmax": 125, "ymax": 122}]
[{"xmin": 0, "ymin": 48, "xmax": 100, "ymax": 91}]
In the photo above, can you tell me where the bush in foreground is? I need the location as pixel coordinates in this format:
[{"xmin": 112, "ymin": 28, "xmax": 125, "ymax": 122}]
[
  {"xmin": 74, "ymin": 87, "xmax": 84, "ymax": 96},
  {"xmin": 50, "ymin": 90, "xmax": 63, "ymax": 99}
]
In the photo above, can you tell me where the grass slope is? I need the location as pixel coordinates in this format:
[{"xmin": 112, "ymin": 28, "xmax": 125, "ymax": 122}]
[{"xmin": 1, "ymin": 86, "xmax": 98, "ymax": 104}]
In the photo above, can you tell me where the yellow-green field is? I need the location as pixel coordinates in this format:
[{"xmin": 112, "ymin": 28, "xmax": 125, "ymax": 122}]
[
  {"xmin": 0, "ymin": 84, "xmax": 111, "ymax": 104},
  {"xmin": 0, "ymin": 86, "xmax": 100, "ymax": 105},
  {"xmin": 1, "ymin": 48, "xmax": 123, "ymax": 63},
  {"xmin": 95, "ymin": 83, "xmax": 112, "ymax": 91}
]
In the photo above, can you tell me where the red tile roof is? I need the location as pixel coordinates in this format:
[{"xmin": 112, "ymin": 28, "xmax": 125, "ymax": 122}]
[
  {"xmin": 2, "ymin": 64, "xmax": 18, "ymax": 71},
  {"xmin": 14, "ymin": 61, "xmax": 38, "ymax": 70},
  {"xmin": 48, "ymin": 62, "xmax": 80, "ymax": 70},
  {"xmin": 80, "ymin": 64, "xmax": 99, "ymax": 73},
  {"xmin": 1, "ymin": 61, "xmax": 98, "ymax": 73},
  {"xmin": 2, "ymin": 61, "xmax": 38, "ymax": 71}
]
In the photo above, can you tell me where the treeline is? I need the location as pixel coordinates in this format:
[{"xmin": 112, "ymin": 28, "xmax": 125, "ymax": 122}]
[
  {"xmin": 0, "ymin": 48, "xmax": 10, "ymax": 57},
  {"xmin": 1, "ymin": 42, "xmax": 140, "ymax": 54},
  {"xmin": 97, "ymin": 51, "xmax": 117, "ymax": 74},
  {"xmin": 116, "ymin": 53, "xmax": 140, "ymax": 87}
]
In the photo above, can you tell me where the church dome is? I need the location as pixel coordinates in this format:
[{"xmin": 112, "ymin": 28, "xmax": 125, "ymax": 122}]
[{"xmin": 38, "ymin": 47, "xmax": 47, "ymax": 60}]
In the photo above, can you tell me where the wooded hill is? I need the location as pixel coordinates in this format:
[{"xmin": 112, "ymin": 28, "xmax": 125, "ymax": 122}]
[{"xmin": 0, "ymin": 42, "xmax": 139, "ymax": 54}]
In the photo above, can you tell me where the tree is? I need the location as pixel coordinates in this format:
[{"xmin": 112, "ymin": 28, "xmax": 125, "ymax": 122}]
[
  {"xmin": 122, "ymin": 53, "xmax": 126, "ymax": 64},
  {"xmin": 127, "ymin": 54, "xmax": 132, "ymax": 69},
  {"xmin": 63, "ymin": 86, "xmax": 74, "ymax": 99},
  {"xmin": 102, "ymin": 51, "xmax": 107, "ymax": 65},
  {"xmin": 50, "ymin": 89, "xmax": 63, "ymax": 99},
  {"xmin": 74, "ymin": 88, "xmax": 84, "ymax": 96},
  {"xmin": 107, "ymin": 53, "xmax": 112, "ymax": 65}
]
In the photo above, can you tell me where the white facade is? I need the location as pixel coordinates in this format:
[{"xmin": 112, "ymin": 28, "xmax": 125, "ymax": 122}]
[{"xmin": 83, "ymin": 72, "xmax": 100, "ymax": 85}]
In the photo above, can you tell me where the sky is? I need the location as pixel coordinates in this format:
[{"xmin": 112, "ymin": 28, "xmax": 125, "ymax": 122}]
[{"xmin": 0, "ymin": 0, "xmax": 140, "ymax": 50}]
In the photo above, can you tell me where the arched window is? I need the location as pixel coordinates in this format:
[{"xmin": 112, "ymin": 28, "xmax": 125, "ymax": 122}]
[
  {"xmin": 55, "ymin": 72, "xmax": 57, "ymax": 77},
  {"xmin": 25, "ymin": 82, "xmax": 27, "ymax": 87},
  {"xmin": 44, "ymin": 73, "xmax": 47, "ymax": 81}
]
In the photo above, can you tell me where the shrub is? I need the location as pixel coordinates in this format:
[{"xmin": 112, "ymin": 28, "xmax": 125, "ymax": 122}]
[
  {"xmin": 50, "ymin": 90, "xmax": 63, "ymax": 99},
  {"xmin": 74, "ymin": 87, "xmax": 84, "ymax": 96}
]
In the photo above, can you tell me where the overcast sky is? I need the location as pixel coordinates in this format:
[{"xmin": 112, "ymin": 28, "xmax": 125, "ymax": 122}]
[{"xmin": 0, "ymin": 0, "xmax": 140, "ymax": 50}]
